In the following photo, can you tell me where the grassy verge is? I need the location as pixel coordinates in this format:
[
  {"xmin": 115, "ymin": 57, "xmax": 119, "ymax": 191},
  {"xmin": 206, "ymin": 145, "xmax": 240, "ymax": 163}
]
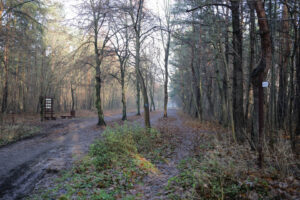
[
  {"xmin": 165, "ymin": 149, "xmax": 298, "ymax": 200},
  {"xmin": 165, "ymin": 154, "xmax": 260, "ymax": 199},
  {"xmin": 0, "ymin": 124, "xmax": 40, "ymax": 147},
  {"xmin": 31, "ymin": 123, "xmax": 166, "ymax": 199}
]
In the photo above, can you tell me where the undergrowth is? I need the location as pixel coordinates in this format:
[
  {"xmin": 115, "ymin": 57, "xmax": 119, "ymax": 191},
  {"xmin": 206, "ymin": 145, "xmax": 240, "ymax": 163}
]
[
  {"xmin": 0, "ymin": 124, "xmax": 40, "ymax": 147},
  {"xmin": 166, "ymin": 113, "xmax": 300, "ymax": 200},
  {"xmin": 165, "ymin": 155, "xmax": 263, "ymax": 200},
  {"xmin": 165, "ymin": 144, "xmax": 296, "ymax": 200},
  {"xmin": 31, "ymin": 123, "xmax": 164, "ymax": 199}
]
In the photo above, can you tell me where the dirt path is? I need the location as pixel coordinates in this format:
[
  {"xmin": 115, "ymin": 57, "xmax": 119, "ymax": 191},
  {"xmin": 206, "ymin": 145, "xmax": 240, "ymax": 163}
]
[
  {"xmin": 130, "ymin": 109, "xmax": 197, "ymax": 199},
  {"xmin": 0, "ymin": 109, "xmax": 185, "ymax": 200},
  {"xmin": 0, "ymin": 112, "xmax": 140, "ymax": 200}
]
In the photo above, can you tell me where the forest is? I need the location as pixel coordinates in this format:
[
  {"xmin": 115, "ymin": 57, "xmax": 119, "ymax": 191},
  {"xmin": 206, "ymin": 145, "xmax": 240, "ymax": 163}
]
[{"xmin": 0, "ymin": 0, "xmax": 299, "ymax": 199}]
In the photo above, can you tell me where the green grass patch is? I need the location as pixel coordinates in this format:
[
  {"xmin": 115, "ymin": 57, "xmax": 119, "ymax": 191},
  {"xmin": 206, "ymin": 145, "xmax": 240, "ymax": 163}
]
[
  {"xmin": 0, "ymin": 124, "xmax": 40, "ymax": 147},
  {"xmin": 32, "ymin": 123, "xmax": 163, "ymax": 199}
]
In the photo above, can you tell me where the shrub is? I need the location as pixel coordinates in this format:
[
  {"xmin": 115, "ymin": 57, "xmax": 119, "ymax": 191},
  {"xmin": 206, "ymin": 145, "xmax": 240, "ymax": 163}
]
[{"xmin": 89, "ymin": 123, "xmax": 160, "ymax": 171}]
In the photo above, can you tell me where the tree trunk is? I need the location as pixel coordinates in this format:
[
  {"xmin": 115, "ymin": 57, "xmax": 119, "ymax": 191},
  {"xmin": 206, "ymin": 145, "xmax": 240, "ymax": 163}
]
[
  {"xmin": 95, "ymin": 73, "xmax": 105, "ymax": 126},
  {"xmin": 91, "ymin": 5, "xmax": 106, "ymax": 126},
  {"xmin": 132, "ymin": 0, "xmax": 151, "ymax": 128},
  {"xmin": 197, "ymin": 24, "xmax": 203, "ymax": 121},
  {"xmin": 295, "ymin": 17, "xmax": 300, "ymax": 154},
  {"xmin": 71, "ymin": 86, "xmax": 75, "ymax": 111},
  {"xmin": 245, "ymin": 0, "xmax": 255, "ymax": 122},
  {"xmin": 121, "ymin": 68, "xmax": 127, "ymax": 120},
  {"xmin": 268, "ymin": 0, "xmax": 277, "ymax": 147},
  {"xmin": 189, "ymin": 22, "xmax": 201, "ymax": 119},
  {"xmin": 1, "ymin": 87, "xmax": 8, "ymax": 112},
  {"xmin": 231, "ymin": 0, "xmax": 244, "ymax": 142},
  {"xmin": 289, "ymin": 52, "xmax": 294, "ymax": 152},
  {"xmin": 219, "ymin": 7, "xmax": 230, "ymax": 127},
  {"xmin": 2, "ymin": 20, "xmax": 10, "ymax": 113},
  {"xmin": 0, "ymin": 1, "xmax": 3, "ymax": 120},
  {"xmin": 224, "ymin": 6, "xmax": 230, "ymax": 128},
  {"xmin": 149, "ymin": 73, "xmax": 155, "ymax": 112},
  {"xmin": 94, "ymin": 25, "xmax": 105, "ymax": 126},
  {"xmin": 252, "ymin": 0, "xmax": 272, "ymax": 167},
  {"xmin": 277, "ymin": 4, "xmax": 290, "ymax": 129},
  {"xmin": 151, "ymin": 76, "xmax": 155, "ymax": 111},
  {"xmin": 140, "ymin": 76, "xmax": 151, "ymax": 128},
  {"xmin": 136, "ymin": 76, "xmax": 141, "ymax": 115},
  {"xmin": 135, "ymin": 36, "xmax": 151, "ymax": 128},
  {"xmin": 163, "ymin": 30, "xmax": 171, "ymax": 117}
]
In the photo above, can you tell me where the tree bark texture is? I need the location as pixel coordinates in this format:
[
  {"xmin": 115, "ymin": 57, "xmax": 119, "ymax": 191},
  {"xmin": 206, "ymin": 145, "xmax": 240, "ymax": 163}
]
[
  {"xmin": 231, "ymin": 0, "xmax": 244, "ymax": 142},
  {"xmin": 295, "ymin": 18, "xmax": 300, "ymax": 154},
  {"xmin": 93, "ymin": 14, "xmax": 106, "ymax": 126},
  {"xmin": 252, "ymin": 0, "xmax": 272, "ymax": 167},
  {"xmin": 277, "ymin": 4, "xmax": 290, "ymax": 128},
  {"xmin": 121, "ymin": 67, "xmax": 127, "ymax": 120},
  {"xmin": 163, "ymin": 30, "xmax": 171, "ymax": 118}
]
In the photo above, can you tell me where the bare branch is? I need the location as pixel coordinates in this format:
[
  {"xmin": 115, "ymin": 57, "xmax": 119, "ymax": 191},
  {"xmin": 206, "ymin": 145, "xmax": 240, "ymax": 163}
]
[{"xmin": 186, "ymin": 3, "xmax": 231, "ymax": 12}]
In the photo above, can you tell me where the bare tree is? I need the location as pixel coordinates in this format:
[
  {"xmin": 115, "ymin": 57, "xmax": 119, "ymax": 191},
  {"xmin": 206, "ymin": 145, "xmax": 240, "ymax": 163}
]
[
  {"xmin": 77, "ymin": 0, "xmax": 113, "ymax": 126},
  {"xmin": 109, "ymin": 4, "xmax": 131, "ymax": 120},
  {"xmin": 128, "ymin": 0, "xmax": 152, "ymax": 128},
  {"xmin": 159, "ymin": 0, "xmax": 172, "ymax": 118}
]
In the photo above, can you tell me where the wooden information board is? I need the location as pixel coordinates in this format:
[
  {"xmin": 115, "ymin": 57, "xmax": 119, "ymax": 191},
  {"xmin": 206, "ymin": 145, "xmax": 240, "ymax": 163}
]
[{"xmin": 40, "ymin": 96, "xmax": 56, "ymax": 121}]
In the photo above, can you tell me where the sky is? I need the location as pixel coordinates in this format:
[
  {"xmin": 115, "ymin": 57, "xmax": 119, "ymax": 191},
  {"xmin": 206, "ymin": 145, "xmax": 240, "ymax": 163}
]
[
  {"xmin": 58, "ymin": 0, "xmax": 171, "ymax": 21},
  {"xmin": 59, "ymin": 0, "xmax": 77, "ymax": 20}
]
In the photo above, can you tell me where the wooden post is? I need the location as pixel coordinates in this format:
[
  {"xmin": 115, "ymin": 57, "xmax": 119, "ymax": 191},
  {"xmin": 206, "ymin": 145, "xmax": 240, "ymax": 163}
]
[{"xmin": 40, "ymin": 96, "xmax": 44, "ymax": 121}]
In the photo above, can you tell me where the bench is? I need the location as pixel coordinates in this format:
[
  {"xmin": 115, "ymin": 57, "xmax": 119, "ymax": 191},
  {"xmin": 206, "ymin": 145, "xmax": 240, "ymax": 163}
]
[
  {"xmin": 45, "ymin": 116, "xmax": 56, "ymax": 120},
  {"xmin": 61, "ymin": 116, "xmax": 73, "ymax": 119}
]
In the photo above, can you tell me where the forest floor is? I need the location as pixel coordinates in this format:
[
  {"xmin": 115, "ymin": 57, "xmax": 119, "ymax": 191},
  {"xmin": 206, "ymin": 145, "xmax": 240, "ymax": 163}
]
[{"xmin": 22, "ymin": 109, "xmax": 299, "ymax": 200}]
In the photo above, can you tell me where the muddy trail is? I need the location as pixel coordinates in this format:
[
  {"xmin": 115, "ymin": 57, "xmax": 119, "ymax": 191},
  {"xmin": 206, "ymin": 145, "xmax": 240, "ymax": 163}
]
[{"xmin": 0, "ymin": 111, "xmax": 149, "ymax": 200}]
